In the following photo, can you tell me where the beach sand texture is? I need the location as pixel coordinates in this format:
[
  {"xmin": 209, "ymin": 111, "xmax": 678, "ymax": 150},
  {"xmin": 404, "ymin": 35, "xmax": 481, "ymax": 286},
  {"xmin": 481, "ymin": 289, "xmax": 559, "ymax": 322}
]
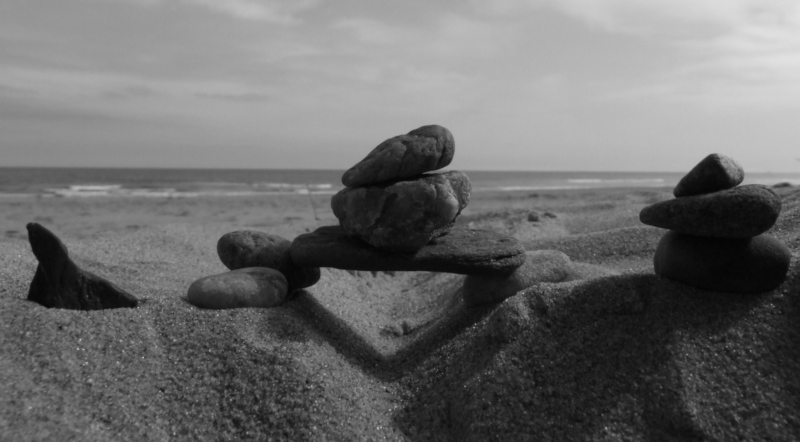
[{"xmin": 1, "ymin": 186, "xmax": 799, "ymax": 441}]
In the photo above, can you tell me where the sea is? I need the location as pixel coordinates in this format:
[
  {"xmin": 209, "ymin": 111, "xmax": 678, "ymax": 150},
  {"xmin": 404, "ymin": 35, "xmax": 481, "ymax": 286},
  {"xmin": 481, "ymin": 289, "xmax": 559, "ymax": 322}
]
[{"xmin": 1, "ymin": 167, "xmax": 799, "ymax": 198}]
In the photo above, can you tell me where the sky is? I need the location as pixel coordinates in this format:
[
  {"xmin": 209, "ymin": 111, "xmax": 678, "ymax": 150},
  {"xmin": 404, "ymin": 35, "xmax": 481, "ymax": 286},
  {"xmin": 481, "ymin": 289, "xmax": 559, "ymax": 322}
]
[{"xmin": 1, "ymin": 0, "xmax": 799, "ymax": 172}]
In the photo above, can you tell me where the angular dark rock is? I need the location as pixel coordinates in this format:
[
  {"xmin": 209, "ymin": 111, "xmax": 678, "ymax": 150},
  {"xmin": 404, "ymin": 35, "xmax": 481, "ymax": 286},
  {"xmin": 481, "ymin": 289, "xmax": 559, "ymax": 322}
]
[
  {"xmin": 639, "ymin": 185, "xmax": 781, "ymax": 238},
  {"xmin": 654, "ymin": 231, "xmax": 790, "ymax": 294},
  {"xmin": 332, "ymin": 171, "xmax": 471, "ymax": 252},
  {"xmin": 289, "ymin": 225, "xmax": 526, "ymax": 276},
  {"xmin": 187, "ymin": 267, "xmax": 288, "ymax": 309},
  {"xmin": 673, "ymin": 153, "xmax": 744, "ymax": 197},
  {"xmin": 26, "ymin": 222, "xmax": 138, "ymax": 310},
  {"xmin": 463, "ymin": 250, "xmax": 572, "ymax": 308},
  {"xmin": 341, "ymin": 124, "xmax": 455, "ymax": 187},
  {"xmin": 217, "ymin": 230, "xmax": 320, "ymax": 291}
]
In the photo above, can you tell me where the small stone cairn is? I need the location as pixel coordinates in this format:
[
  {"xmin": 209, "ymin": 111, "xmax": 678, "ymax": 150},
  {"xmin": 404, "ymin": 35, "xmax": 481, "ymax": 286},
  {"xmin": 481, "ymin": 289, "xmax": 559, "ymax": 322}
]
[
  {"xmin": 331, "ymin": 125, "xmax": 469, "ymax": 252},
  {"xmin": 290, "ymin": 125, "xmax": 527, "ymax": 276},
  {"xmin": 640, "ymin": 153, "xmax": 791, "ymax": 293},
  {"xmin": 189, "ymin": 124, "xmax": 529, "ymax": 309}
]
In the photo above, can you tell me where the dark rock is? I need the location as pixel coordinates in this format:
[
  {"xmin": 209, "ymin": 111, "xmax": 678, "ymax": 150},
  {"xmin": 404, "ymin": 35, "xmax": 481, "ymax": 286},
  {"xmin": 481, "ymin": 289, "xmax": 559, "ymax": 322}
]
[
  {"xmin": 654, "ymin": 231, "xmax": 790, "ymax": 293},
  {"xmin": 674, "ymin": 153, "xmax": 744, "ymax": 197},
  {"xmin": 26, "ymin": 223, "xmax": 138, "ymax": 310},
  {"xmin": 773, "ymin": 182, "xmax": 793, "ymax": 188},
  {"xmin": 341, "ymin": 124, "xmax": 455, "ymax": 187},
  {"xmin": 332, "ymin": 171, "xmax": 471, "ymax": 252},
  {"xmin": 527, "ymin": 211, "xmax": 540, "ymax": 222},
  {"xmin": 187, "ymin": 267, "xmax": 288, "ymax": 309},
  {"xmin": 217, "ymin": 230, "xmax": 319, "ymax": 291},
  {"xmin": 463, "ymin": 250, "xmax": 572, "ymax": 307},
  {"xmin": 290, "ymin": 225, "xmax": 525, "ymax": 276},
  {"xmin": 639, "ymin": 185, "xmax": 781, "ymax": 238},
  {"xmin": 543, "ymin": 211, "xmax": 557, "ymax": 219}
]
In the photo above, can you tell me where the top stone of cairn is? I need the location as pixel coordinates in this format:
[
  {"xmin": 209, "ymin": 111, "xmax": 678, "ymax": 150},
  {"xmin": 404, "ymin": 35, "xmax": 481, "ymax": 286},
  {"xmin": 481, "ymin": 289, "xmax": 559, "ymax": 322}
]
[
  {"xmin": 341, "ymin": 124, "xmax": 455, "ymax": 187},
  {"xmin": 673, "ymin": 153, "xmax": 744, "ymax": 197}
]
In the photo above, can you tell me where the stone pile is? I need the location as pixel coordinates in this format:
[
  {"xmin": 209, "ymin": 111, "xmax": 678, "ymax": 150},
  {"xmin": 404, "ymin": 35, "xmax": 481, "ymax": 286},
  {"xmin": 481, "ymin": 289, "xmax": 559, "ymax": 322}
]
[
  {"xmin": 291, "ymin": 125, "xmax": 527, "ymax": 275},
  {"xmin": 640, "ymin": 153, "xmax": 791, "ymax": 293},
  {"xmin": 331, "ymin": 125, "xmax": 469, "ymax": 252},
  {"xmin": 186, "ymin": 231, "xmax": 320, "ymax": 309}
]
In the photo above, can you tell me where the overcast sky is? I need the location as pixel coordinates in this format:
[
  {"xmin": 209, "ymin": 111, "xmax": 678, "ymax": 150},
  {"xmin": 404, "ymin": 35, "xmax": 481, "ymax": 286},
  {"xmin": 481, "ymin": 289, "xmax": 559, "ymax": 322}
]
[{"xmin": 1, "ymin": 0, "xmax": 799, "ymax": 172}]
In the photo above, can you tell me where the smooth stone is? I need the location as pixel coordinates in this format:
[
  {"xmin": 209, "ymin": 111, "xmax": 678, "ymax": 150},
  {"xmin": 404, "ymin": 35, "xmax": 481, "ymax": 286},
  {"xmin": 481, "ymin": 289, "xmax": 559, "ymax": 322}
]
[
  {"xmin": 26, "ymin": 223, "xmax": 138, "ymax": 310},
  {"xmin": 187, "ymin": 267, "xmax": 288, "ymax": 309},
  {"xmin": 654, "ymin": 231, "xmax": 790, "ymax": 294},
  {"xmin": 463, "ymin": 250, "xmax": 572, "ymax": 308},
  {"xmin": 639, "ymin": 185, "xmax": 781, "ymax": 238},
  {"xmin": 290, "ymin": 225, "xmax": 526, "ymax": 276},
  {"xmin": 674, "ymin": 153, "xmax": 744, "ymax": 197},
  {"xmin": 341, "ymin": 124, "xmax": 455, "ymax": 187},
  {"xmin": 217, "ymin": 230, "xmax": 320, "ymax": 291},
  {"xmin": 332, "ymin": 171, "xmax": 471, "ymax": 252}
]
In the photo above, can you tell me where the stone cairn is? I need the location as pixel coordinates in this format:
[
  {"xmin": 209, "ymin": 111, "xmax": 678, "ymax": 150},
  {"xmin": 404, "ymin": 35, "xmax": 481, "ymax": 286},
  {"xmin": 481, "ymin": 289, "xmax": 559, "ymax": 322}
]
[
  {"xmin": 640, "ymin": 153, "xmax": 791, "ymax": 293},
  {"xmin": 290, "ymin": 125, "xmax": 527, "ymax": 277},
  {"xmin": 185, "ymin": 124, "xmax": 529, "ymax": 309}
]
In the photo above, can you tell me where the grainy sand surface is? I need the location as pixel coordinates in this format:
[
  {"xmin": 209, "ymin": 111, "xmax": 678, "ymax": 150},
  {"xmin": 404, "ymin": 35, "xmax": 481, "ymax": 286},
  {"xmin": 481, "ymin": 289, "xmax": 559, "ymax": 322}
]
[{"xmin": 1, "ymin": 186, "xmax": 799, "ymax": 441}]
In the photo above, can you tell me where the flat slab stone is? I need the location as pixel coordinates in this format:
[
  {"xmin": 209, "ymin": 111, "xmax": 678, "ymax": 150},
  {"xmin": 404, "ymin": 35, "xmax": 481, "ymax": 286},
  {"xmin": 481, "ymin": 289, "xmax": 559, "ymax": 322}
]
[
  {"xmin": 290, "ymin": 226, "xmax": 525, "ymax": 276},
  {"xmin": 639, "ymin": 184, "xmax": 781, "ymax": 238}
]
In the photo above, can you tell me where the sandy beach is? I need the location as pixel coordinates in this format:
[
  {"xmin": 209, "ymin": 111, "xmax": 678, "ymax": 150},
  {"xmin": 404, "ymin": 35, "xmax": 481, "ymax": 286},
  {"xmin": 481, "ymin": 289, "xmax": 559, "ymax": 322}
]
[{"xmin": 2, "ymin": 185, "xmax": 799, "ymax": 440}]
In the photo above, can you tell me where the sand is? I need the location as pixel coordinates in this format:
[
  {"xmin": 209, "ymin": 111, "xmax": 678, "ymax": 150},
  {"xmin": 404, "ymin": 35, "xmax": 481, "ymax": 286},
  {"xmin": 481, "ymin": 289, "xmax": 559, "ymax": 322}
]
[{"xmin": 1, "ymin": 186, "xmax": 798, "ymax": 441}]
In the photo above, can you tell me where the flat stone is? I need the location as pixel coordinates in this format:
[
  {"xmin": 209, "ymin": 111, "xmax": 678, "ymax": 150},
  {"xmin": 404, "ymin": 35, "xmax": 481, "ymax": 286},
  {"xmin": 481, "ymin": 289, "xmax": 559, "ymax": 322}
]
[
  {"xmin": 26, "ymin": 223, "xmax": 138, "ymax": 310},
  {"xmin": 289, "ymin": 226, "xmax": 525, "ymax": 276},
  {"xmin": 341, "ymin": 124, "xmax": 455, "ymax": 187},
  {"xmin": 217, "ymin": 230, "xmax": 320, "ymax": 291},
  {"xmin": 332, "ymin": 171, "xmax": 471, "ymax": 252},
  {"xmin": 639, "ymin": 185, "xmax": 781, "ymax": 238},
  {"xmin": 654, "ymin": 231, "xmax": 791, "ymax": 294},
  {"xmin": 674, "ymin": 153, "xmax": 744, "ymax": 197},
  {"xmin": 463, "ymin": 250, "xmax": 572, "ymax": 308},
  {"xmin": 187, "ymin": 267, "xmax": 288, "ymax": 309}
]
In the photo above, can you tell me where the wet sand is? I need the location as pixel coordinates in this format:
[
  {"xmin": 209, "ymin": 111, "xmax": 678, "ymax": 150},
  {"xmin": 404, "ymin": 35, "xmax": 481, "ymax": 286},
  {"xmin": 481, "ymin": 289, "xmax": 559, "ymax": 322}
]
[{"xmin": 1, "ymin": 186, "xmax": 799, "ymax": 440}]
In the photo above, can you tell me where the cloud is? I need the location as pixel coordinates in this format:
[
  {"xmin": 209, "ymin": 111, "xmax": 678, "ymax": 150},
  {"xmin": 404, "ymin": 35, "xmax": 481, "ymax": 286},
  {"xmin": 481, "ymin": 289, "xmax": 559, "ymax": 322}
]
[
  {"xmin": 482, "ymin": 0, "xmax": 800, "ymax": 108},
  {"xmin": 181, "ymin": 0, "xmax": 318, "ymax": 23},
  {"xmin": 93, "ymin": 0, "xmax": 319, "ymax": 22}
]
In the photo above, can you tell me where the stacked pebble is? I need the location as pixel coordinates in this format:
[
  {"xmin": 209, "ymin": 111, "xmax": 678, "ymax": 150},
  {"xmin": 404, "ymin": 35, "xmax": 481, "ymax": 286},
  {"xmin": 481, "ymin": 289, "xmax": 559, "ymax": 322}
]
[
  {"xmin": 330, "ymin": 125, "xmax": 472, "ymax": 253},
  {"xmin": 640, "ymin": 154, "xmax": 791, "ymax": 293}
]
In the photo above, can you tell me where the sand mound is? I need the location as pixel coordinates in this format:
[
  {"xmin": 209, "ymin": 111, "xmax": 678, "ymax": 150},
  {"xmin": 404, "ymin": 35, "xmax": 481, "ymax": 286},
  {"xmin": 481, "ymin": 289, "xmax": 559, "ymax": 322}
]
[{"xmin": 1, "ymin": 188, "xmax": 798, "ymax": 440}]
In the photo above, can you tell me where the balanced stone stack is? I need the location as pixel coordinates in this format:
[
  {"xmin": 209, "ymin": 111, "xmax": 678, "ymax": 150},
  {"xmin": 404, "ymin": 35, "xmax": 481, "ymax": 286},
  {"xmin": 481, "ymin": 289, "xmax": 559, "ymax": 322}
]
[
  {"xmin": 640, "ymin": 154, "xmax": 791, "ymax": 293},
  {"xmin": 332, "ymin": 124, "xmax": 470, "ymax": 252},
  {"xmin": 291, "ymin": 125, "xmax": 527, "ymax": 276}
]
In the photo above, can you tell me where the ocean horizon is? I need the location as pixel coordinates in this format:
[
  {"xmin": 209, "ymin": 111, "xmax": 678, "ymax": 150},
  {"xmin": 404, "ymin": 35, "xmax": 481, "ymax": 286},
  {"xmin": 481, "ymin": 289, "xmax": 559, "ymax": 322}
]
[{"xmin": 1, "ymin": 167, "xmax": 798, "ymax": 198}]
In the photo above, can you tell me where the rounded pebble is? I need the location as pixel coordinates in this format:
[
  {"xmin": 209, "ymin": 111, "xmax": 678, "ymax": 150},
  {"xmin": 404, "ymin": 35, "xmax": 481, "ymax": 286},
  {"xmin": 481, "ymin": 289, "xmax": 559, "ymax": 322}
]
[
  {"xmin": 654, "ymin": 231, "xmax": 791, "ymax": 294},
  {"xmin": 217, "ymin": 230, "xmax": 320, "ymax": 290},
  {"xmin": 187, "ymin": 267, "xmax": 288, "ymax": 309}
]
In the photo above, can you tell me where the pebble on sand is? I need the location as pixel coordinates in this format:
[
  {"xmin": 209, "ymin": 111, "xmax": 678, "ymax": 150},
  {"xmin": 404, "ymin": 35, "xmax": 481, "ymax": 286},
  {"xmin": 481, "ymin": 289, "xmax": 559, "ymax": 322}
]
[
  {"xmin": 653, "ymin": 231, "xmax": 791, "ymax": 294},
  {"xmin": 26, "ymin": 222, "xmax": 138, "ymax": 310},
  {"xmin": 341, "ymin": 124, "xmax": 455, "ymax": 187},
  {"xmin": 290, "ymin": 225, "xmax": 526, "ymax": 276},
  {"xmin": 217, "ymin": 230, "xmax": 320, "ymax": 291},
  {"xmin": 187, "ymin": 267, "xmax": 288, "ymax": 309},
  {"xmin": 673, "ymin": 153, "xmax": 745, "ymax": 197},
  {"xmin": 462, "ymin": 250, "xmax": 572, "ymax": 308},
  {"xmin": 332, "ymin": 171, "xmax": 471, "ymax": 252},
  {"xmin": 639, "ymin": 185, "xmax": 781, "ymax": 238}
]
